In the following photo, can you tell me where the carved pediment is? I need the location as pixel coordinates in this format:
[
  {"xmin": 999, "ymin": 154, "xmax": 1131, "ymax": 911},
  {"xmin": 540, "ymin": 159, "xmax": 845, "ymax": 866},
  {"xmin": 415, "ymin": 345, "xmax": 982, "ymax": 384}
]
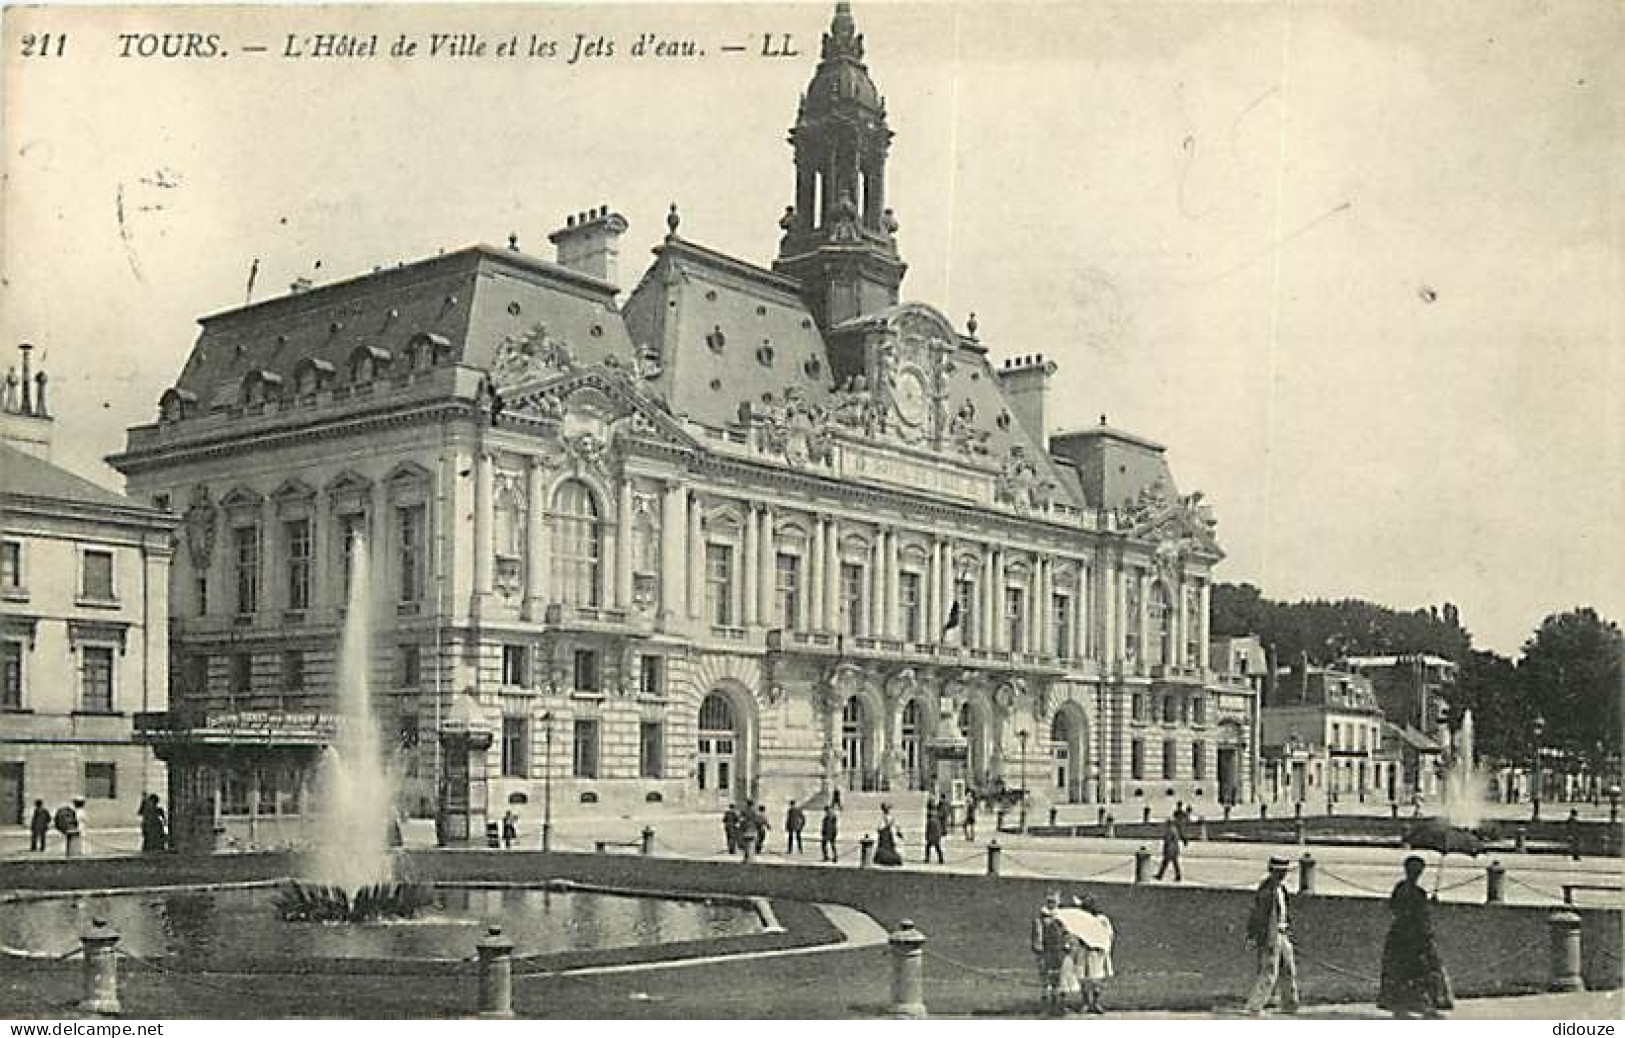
[
  {"xmin": 1122, "ymin": 476, "xmax": 1221, "ymax": 562},
  {"xmin": 490, "ymin": 323, "xmax": 575, "ymax": 389},
  {"xmin": 501, "ymin": 368, "xmax": 698, "ymax": 463}
]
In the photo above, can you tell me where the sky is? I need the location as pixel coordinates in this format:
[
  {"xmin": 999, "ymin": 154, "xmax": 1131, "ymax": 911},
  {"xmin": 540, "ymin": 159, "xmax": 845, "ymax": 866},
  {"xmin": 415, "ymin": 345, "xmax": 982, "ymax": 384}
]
[{"xmin": 2, "ymin": 1, "xmax": 1620, "ymax": 655}]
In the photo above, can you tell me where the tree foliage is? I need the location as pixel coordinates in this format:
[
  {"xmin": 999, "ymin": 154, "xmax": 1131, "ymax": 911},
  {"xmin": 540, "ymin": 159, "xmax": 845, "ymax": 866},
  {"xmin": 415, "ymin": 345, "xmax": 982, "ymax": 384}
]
[
  {"xmin": 1210, "ymin": 583, "xmax": 1471, "ymax": 665},
  {"xmin": 1515, "ymin": 608, "xmax": 1622, "ymax": 765}
]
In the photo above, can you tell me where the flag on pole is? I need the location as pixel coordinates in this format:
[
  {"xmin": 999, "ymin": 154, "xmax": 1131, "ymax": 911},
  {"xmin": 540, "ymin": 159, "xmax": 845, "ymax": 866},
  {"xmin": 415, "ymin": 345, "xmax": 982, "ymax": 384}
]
[{"xmin": 941, "ymin": 599, "xmax": 961, "ymax": 638}]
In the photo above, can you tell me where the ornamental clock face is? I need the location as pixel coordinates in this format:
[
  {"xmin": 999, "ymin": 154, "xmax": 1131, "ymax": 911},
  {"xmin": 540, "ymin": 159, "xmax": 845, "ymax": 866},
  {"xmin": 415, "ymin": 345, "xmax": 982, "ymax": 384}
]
[{"xmin": 894, "ymin": 367, "xmax": 928, "ymax": 426}]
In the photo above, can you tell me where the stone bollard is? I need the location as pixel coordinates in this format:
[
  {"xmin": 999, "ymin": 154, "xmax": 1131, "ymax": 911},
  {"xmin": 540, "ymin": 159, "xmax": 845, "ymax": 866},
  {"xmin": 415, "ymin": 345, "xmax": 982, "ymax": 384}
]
[
  {"xmin": 1326, "ymin": 800, "xmax": 1336, "ymax": 817},
  {"xmin": 742, "ymin": 836, "xmax": 756, "ymax": 864},
  {"xmin": 1610, "ymin": 799, "xmax": 1619, "ymax": 826},
  {"xmin": 79, "ymin": 919, "xmax": 121, "ymax": 1016},
  {"xmin": 474, "ymin": 924, "xmax": 516, "ymax": 1018},
  {"xmin": 859, "ymin": 834, "xmax": 874, "ymax": 869},
  {"xmin": 1049, "ymin": 806, "xmax": 1058, "ymax": 828},
  {"xmin": 65, "ymin": 830, "xmax": 83, "ymax": 859},
  {"xmin": 1390, "ymin": 801, "xmax": 1400, "ymax": 820},
  {"xmin": 1105, "ymin": 815, "xmax": 1116, "ymax": 839},
  {"xmin": 986, "ymin": 840, "xmax": 1002, "ymax": 877},
  {"xmin": 1294, "ymin": 801, "xmax": 1303, "ymax": 820},
  {"xmin": 888, "ymin": 920, "xmax": 928, "ymax": 1018},
  {"xmin": 1142, "ymin": 805, "xmax": 1152, "ymax": 824},
  {"xmin": 1293, "ymin": 819, "xmax": 1305, "ymax": 845},
  {"xmin": 1515, "ymin": 826, "xmax": 1528, "ymax": 853},
  {"xmin": 640, "ymin": 826, "xmax": 655, "ymax": 856},
  {"xmin": 594, "ymin": 840, "xmax": 608, "ymax": 854},
  {"xmin": 1097, "ymin": 807, "xmax": 1107, "ymax": 826},
  {"xmin": 1546, "ymin": 911, "xmax": 1585, "ymax": 992},
  {"xmin": 1260, "ymin": 803, "xmax": 1268, "ymax": 820},
  {"xmin": 1196, "ymin": 817, "xmax": 1209, "ymax": 842},
  {"xmin": 1223, "ymin": 804, "xmax": 1232, "ymax": 823},
  {"xmin": 1133, "ymin": 846, "xmax": 1151, "ymax": 884},
  {"xmin": 1298, "ymin": 853, "xmax": 1317, "ymax": 895},
  {"xmin": 1485, "ymin": 860, "xmax": 1506, "ymax": 904}
]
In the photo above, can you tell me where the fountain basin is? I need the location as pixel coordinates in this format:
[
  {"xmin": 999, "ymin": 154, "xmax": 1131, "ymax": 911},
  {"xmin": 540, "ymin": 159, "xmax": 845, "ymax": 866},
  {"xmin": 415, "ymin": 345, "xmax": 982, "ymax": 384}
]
[{"xmin": 0, "ymin": 881, "xmax": 768, "ymax": 967}]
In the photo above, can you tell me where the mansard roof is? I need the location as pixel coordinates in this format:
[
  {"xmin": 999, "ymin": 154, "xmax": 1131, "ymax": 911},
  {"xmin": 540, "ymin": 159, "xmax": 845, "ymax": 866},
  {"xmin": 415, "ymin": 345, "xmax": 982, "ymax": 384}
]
[
  {"xmin": 173, "ymin": 245, "xmax": 632, "ymax": 408},
  {"xmin": 1, "ymin": 442, "xmax": 167, "ymax": 519}
]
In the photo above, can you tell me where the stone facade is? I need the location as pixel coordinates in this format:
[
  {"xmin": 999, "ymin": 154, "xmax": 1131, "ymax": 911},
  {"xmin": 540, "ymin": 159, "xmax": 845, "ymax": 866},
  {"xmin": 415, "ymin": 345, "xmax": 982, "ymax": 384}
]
[{"xmin": 109, "ymin": 5, "xmax": 1256, "ymax": 849}]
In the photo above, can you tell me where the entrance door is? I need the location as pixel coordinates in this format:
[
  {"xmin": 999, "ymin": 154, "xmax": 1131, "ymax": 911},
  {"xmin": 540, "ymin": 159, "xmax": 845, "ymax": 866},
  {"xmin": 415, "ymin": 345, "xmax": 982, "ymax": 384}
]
[
  {"xmin": 842, "ymin": 697, "xmax": 870, "ymax": 791},
  {"xmin": 696, "ymin": 694, "xmax": 737, "ymax": 803},
  {"xmin": 901, "ymin": 700, "xmax": 923, "ymax": 790},
  {"xmin": 0, "ymin": 763, "xmax": 21, "ymax": 825},
  {"xmin": 1217, "ymin": 747, "xmax": 1238, "ymax": 804}
]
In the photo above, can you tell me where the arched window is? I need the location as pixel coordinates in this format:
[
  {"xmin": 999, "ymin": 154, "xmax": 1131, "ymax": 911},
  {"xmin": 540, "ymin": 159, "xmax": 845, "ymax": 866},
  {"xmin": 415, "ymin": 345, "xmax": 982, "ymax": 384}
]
[
  {"xmin": 1148, "ymin": 580, "xmax": 1171, "ymax": 666},
  {"xmin": 494, "ymin": 486, "xmax": 524, "ymax": 559},
  {"xmin": 551, "ymin": 480, "xmax": 601, "ymax": 607},
  {"xmin": 901, "ymin": 700, "xmax": 922, "ymax": 790}
]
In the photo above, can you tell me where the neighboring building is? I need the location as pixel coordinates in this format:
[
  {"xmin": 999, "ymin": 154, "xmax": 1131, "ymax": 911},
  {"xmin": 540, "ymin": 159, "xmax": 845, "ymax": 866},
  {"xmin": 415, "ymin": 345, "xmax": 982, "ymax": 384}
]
[
  {"xmin": 1209, "ymin": 635, "xmax": 1268, "ymax": 803},
  {"xmin": 1338, "ymin": 653, "xmax": 1456, "ymax": 736},
  {"xmin": 1, "ymin": 345, "xmax": 176, "ymax": 834},
  {"xmin": 110, "ymin": 4, "xmax": 1252, "ymax": 849},
  {"xmin": 1259, "ymin": 657, "xmax": 1401, "ymax": 805}
]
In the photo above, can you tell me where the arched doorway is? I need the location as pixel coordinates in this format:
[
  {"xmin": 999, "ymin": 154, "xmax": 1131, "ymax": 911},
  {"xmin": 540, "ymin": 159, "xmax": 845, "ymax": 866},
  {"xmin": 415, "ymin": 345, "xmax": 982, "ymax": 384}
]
[
  {"xmin": 900, "ymin": 699, "xmax": 924, "ymax": 791},
  {"xmin": 842, "ymin": 696, "xmax": 873, "ymax": 791},
  {"xmin": 1216, "ymin": 720, "xmax": 1244, "ymax": 805},
  {"xmin": 959, "ymin": 701, "xmax": 988, "ymax": 788},
  {"xmin": 696, "ymin": 693, "xmax": 740, "ymax": 803},
  {"xmin": 1049, "ymin": 706, "xmax": 1089, "ymax": 803}
]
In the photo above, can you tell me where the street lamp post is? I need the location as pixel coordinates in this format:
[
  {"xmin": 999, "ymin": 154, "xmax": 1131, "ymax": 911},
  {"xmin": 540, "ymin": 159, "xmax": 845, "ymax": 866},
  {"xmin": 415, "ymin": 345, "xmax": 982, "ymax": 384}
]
[
  {"xmin": 542, "ymin": 711, "xmax": 554, "ymax": 852},
  {"xmin": 1017, "ymin": 729, "xmax": 1029, "ymax": 832},
  {"xmin": 1531, "ymin": 715, "xmax": 1547, "ymax": 823}
]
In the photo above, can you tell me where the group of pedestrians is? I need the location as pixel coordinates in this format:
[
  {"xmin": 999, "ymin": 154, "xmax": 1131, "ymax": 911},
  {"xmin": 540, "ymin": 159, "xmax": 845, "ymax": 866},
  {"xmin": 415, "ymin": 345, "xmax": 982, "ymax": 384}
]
[{"xmin": 25, "ymin": 794, "xmax": 168, "ymax": 856}]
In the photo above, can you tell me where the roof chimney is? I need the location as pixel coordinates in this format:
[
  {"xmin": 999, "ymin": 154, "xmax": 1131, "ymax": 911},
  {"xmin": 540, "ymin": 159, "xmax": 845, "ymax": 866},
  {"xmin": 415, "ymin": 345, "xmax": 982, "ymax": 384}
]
[
  {"xmin": 548, "ymin": 206, "xmax": 628, "ymax": 289},
  {"xmin": 994, "ymin": 352, "xmax": 1058, "ymax": 448},
  {"xmin": 1, "ymin": 343, "xmax": 55, "ymax": 460}
]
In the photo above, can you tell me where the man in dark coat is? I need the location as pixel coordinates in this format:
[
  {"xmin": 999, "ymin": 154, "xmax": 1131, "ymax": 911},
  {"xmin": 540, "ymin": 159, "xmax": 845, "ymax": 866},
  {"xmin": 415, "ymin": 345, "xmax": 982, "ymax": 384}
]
[
  {"xmin": 923, "ymin": 807, "xmax": 946, "ymax": 863},
  {"xmin": 722, "ymin": 803, "xmax": 740, "ymax": 855},
  {"xmin": 820, "ymin": 804, "xmax": 839, "ymax": 861},
  {"xmin": 1156, "ymin": 818, "xmax": 1185, "ymax": 881},
  {"xmin": 754, "ymin": 803, "xmax": 770, "ymax": 854},
  {"xmin": 1243, "ymin": 856, "xmax": 1300, "ymax": 1014},
  {"xmin": 735, "ymin": 802, "xmax": 758, "ymax": 860},
  {"xmin": 29, "ymin": 800, "xmax": 51, "ymax": 852},
  {"xmin": 785, "ymin": 800, "xmax": 806, "ymax": 854}
]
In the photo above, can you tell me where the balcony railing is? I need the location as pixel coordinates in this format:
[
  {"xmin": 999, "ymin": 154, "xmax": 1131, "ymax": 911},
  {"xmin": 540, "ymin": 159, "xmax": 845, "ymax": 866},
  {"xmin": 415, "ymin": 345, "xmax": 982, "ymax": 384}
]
[{"xmin": 765, "ymin": 628, "xmax": 1068, "ymax": 676}]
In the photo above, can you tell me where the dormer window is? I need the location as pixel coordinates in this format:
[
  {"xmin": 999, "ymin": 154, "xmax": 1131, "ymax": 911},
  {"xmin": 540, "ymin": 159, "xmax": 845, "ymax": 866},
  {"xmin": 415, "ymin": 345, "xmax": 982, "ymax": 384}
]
[
  {"xmin": 347, "ymin": 345, "xmax": 392, "ymax": 385},
  {"xmin": 292, "ymin": 358, "xmax": 335, "ymax": 397},
  {"xmin": 239, "ymin": 370, "xmax": 283, "ymax": 407},
  {"xmin": 159, "ymin": 387, "xmax": 198, "ymax": 423}
]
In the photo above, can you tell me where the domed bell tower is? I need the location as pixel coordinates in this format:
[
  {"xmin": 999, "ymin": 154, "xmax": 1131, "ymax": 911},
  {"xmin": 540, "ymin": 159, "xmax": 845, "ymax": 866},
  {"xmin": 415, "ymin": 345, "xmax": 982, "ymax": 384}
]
[{"xmin": 773, "ymin": 2, "xmax": 906, "ymax": 330}]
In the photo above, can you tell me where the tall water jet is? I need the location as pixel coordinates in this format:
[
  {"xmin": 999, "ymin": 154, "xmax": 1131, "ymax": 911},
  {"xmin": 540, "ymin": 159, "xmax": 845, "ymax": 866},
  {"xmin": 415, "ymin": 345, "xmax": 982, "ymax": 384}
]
[
  {"xmin": 1441, "ymin": 708, "xmax": 1485, "ymax": 828},
  {"xmin": 309, "ymin": 531, "xmax": 396, "ymax": 891}
]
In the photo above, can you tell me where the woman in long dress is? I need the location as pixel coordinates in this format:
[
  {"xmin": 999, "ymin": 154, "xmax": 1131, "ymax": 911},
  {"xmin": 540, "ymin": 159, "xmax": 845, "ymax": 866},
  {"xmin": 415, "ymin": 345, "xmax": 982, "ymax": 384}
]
[
  {"xmin": 1057, "ymin": 892, "xmax": 1114, "ymax": 1014},
  {"xmin": 873, "ymin": 803, "xmax": 904, "ymax": 867},
  {"xmin": 1378, "ymin": 855, "xmax": 1454, "ymax": 1018}
]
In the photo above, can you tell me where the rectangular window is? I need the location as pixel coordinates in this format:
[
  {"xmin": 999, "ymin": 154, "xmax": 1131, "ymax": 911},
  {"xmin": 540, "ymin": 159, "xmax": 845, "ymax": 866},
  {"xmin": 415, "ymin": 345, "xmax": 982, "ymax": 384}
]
[
  {"xmin": 638, "ymin": 655, "xmax": 663, "ymax": 698},
  {"xmin": 639, "ymin": 721, "xmax": 664, "ymax": 778},
  {"xmin": 82, "ymin": 550, "xmax": 115, "ymax": 601},
  {"xmin": 399, "ymin": 645, "xmax": 421, "ymax": 688},
  {"xmin": 229, "ymin": 653, "xmax": 251, "ymax": 701},
  {"xmin": 705, "ymin": 544, "xmax": 734, "ymax": 626},
  {"xmin": 1052, "ymin": 594, "xmax": 1072, "ymax": 658},
  {"xmin": 501, "ymin": 717, "xmax": 528, "ymax": 777},
  {"xmin": 1192, "ymin": 741, "xmax": 1207, "ymax": 780},
  {"xmin": 80, "ymin": 647, "xmax": 114, "ymax": 713},
  {"xmin": 84, "ymin": 763, "xmax": 116, "ymax": 800},
  {"xmin": 195, "ymin": 575, "xmax": 209, "ymax": 616},
  {"xmin": 502, "ymin": 645, "xmax": 528, "ymax": 687},
  {"xmin": 573, "ymin": 649, "xmax": 600, "ymax": 693},
  {"xmin": 1193, "ymin": 695, "xmax": 1206, "ymax": 725},
  {"xmin": 257, "ymin": 768, "xmax": 281, "ymax": 816},
  {"xmin": 840, "ymin": 563, "xmax": 866, "ymax": 637},
  {"xmin": 1, "ymin": 541, "xmax": 21, "ymax": 592},
  {"xmin": 1162, "ymin": 695, "xmax": 1178, "ymax": 724},
  {"xmin": 183, "ymin": 655, "xmax": 209, "ymax": 698},
  {"xmin": 774, "ymin": 553, "xmax": 801, "ymax": 629},
  {"xmin": 281, "ymin": 650, "xmax": 304, "ymax": 695},
  {"xmin": 1005, "ymin": 587, "xmax": 1025, "ymax": 650},
  {"xmin": 284, "ymin": 519, "xmax": 312, "ymax": 611},
  {"xmin": 397, "ymin": 504, "xmax": 426, "ymax": 604},
  {"xmin": 1331, "ymin": 722, "xmax": 1341, "ymax": 750},
  {"xmin": 1, "ymin": 640, "xmax": 22, "ymax": 709},
  {"xmin": 1162, "ymin": 739, "xmax": 1177, "ymax": 780},
  {"xmin": 899, "ymin": 571, "xmax": 922, "ymax": 643},
  {"xmin": 572, "ymin": 718, "xmax": 599, "ymax": 778},
  {"xmin": 232, "ymin": 526, "xmax": 259, "ymax": 614},
  {"xmin": 219, "ymin": 772, "xmax": 250, "ymax": 816},
  {"xmin": 338, "ymin": 515, "xmax": 364, "ymax": 600},
  {"xmin": 953, "ymin": 578, "xmax": 976, "ymax": 646},
  {"xmin": 1130, "ymin": 739, "xmax": 1145, "ymax": 780},
  {"xmin": 1132, "ymin": 693, "xmax": 1144, "ymax": 722}
]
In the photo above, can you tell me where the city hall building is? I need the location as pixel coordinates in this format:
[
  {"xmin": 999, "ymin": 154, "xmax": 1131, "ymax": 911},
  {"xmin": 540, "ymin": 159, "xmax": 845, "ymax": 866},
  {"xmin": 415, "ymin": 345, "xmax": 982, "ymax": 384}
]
[{"xmin": 111, "ymin": 4, "xmax": 1255, "ymax": 848}]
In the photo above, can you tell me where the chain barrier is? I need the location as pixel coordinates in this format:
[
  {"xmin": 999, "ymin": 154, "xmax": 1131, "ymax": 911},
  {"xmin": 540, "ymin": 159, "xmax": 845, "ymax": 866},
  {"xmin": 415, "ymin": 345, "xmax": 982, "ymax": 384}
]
[
  {"xmin": 1447, "ymin": 942, "xmax": 1544, "ymax": 982},
  {"xmin": 999, "ymin": 850, "xmax": 1133, "ymax": 883},
  {"xmin": 115, "ymin": 947, "xmax": 271, "ymax": 995},
  {"xmin": 1293, "ymin": 949, "xmax": 1380, "ymax": 985},
  {"xmin": 1314, "ymin": 866, "xmax": 1397, "ymax": 898},
  {"xmin": 1434, "ymin": 873, "xmax": 1484, "ymax": 895},
  {"xmin": 1502, "ymin": 874, "xmax": 1569, "ymax": 905},
  {"xmin": 922, "ymin": 946, "xmax": 1043, "ymax": 987}
]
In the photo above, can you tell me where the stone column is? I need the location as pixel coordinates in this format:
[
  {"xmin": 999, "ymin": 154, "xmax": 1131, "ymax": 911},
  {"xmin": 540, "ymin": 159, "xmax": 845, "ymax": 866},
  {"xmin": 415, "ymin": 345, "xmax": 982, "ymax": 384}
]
[
  {"xmin": 981, "ymin": 548, "xmax": 996, "ymax": 649},
  {"xmin": 661, "ymin": 481, "xmax": 686, "ymax": 622},
  {"xmin": 472, "ymin": 448, "xmax": 494, "ymax": 609},
  {"xmin": 868, "ymin": 536, "xmax": 883, "ymax": 637},
  {"xmin": 1138, "ymin": 569, "xmax": 1151, "ymax": 675},
  {"xmin": 1199, "ymin": 580, "xmax": 1212, "ymax": 671},
  {"xmin": 924, "ymin": 538, "xmax": 941, "ymax": 638},
  {"xmin": 1102, "ymin": 558, "xmax": 1117, "ymax": 666},
  {"xmin": 615, "ymin": 480, "xmax": 634, "ymax": 611},
  {"xmin": 758, "ymin": 504, "xmax": 775, "ymax": 625},
  {"xmin": 824, "ymin": 517, "xmax": 840, "ymax": 632},
  {"xmin": 1031, "ymin": 557, "xmax": 1045, "ymax": 655},
  {"xmin": 885, "ymin": 528, "xmax": 899, "ymax": 639},
  {"xmin": 523, "ymin": 458, "xmax": 547, "ymax": 619},
  {"xmin": 687, "ymin": 493, "xmax": 704, "ymax": 620},
  {"xmin": 742, "ymin": 504, "xmax": 759, "ymax": 627},
  {"xmin": 808, "ymin": 515, "xmax": 825, "ymax": 630}
]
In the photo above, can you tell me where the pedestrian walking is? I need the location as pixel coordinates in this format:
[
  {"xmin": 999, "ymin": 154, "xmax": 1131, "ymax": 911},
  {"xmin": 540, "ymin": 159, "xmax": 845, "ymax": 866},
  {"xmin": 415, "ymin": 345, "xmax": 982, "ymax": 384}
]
[
  {"xmin": 736, "ymin": 801, "xmax": 759, "ymax": 860},
  {"xmin": 1031, "ymin": 892, "xmax": 1069, "ymax": 1015},
  {"xmin": 54, "ymin": 800, "xmax": 84, "ymax": 858},
  {"xmin": 138, "ymin": 794, "xmax": 168, "ymax": 854},
  {"xmin": 501, "ymin": 809, "xmax": 519, "ymax": 850},
  {"xmin": 820, "ymin": 803, "xmax": 839, "ymax": 861},
  {"xmin": 873, "ymin": 803, "xmax": 903, "ymax": 867},
  {"xmin": 962, "ymin": 795, "xmax": 978, "ymax": 841},
  {"xmin": 754, "ymin": 803, "xmax": 770, "ymax": 854},
  {"xmin": 722, "ymin": 803, "xmax": 740, "ymax": 855},
  {"xmin": 785, "ymin": 800, "xmax": 805, "ymax": 854},
  {"xmin": 1156, "ymin": 818, "xmax": 1184, "ymax": 881},
  {"xmin": 29, "ymin": 799, "xmax": 50, "ymax": 852},
  {"xmin": 923, "ymin": 808, "xmax": 945, "ymax": 864},
  {"xmin": 1056, "ymin": 893, "xmax": 1114, "ymax": 1015},
  {"xmin": 1378, "ymin": 855, "xmax": 1454, "ymax": 1019},
  {"xmin": 1242, "ymin": 856, "xmax": 1300, "ymax": 1015},
  {"xmin": 1565, "ymin": 808, "xmax": 1582, "ymax": 861},
  {"xmin": 935, "ymin": 791, "xmax": 952, "ymax": 831}
]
